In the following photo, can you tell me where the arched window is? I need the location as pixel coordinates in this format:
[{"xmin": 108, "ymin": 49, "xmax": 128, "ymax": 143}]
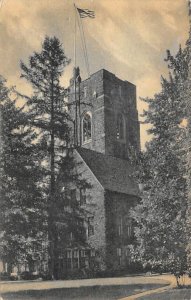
[
  {"xmin": 116, "ymin": 113, "xmax": 125, "ymax": 140},
  {"xmin": 82, "ymin": 112, "xmax": 92, "ymax": 143}
]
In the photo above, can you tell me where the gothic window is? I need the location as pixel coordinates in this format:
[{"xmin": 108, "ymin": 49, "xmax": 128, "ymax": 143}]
[
  {"xmin": 84, "ymin": 86, "xmax": 87, "ymax": 98},
  {"xmin": 70, "ymin": 232, "xmax": 73, "ymax": 241},
  {"xmin": 81, "ymin": 250, "xmax": 86, "ymax": 257},
  {"xmin": 66, "ymin": 250, "xmax": 72, "ymax": 269},
  {"xmin": 117, "ymin": 248, "xmax": 122, "ymax": 257},
  {"xmin": 80, "ymin": 187, "xmax": 86, "ymax": 205},
  {"xmin": 67, "ymin": 250, "xmax": 72, "ymax": 259},
  {"xmin": 82, "ymin": 112, "xmax": 92, "ymax": 143},
  {"xmin": 73, "ymin": 250, "xmax": 79, "ymax": 269},
  {"xmin": 88, "ymin": 217, "xmax": 94, "ymax": 237},
  {"xmin": 125, "ymin": 247, "xmax": 131, "ymax": 264},
  {"xmin": 127, "ymin": 223, "xmax": 132, "ymax": 237},
  {"xmin": 117, "ymin": 248, "xmax": 122, "ymax": 265},
  {"xmin": 116, "ymin": 113, "xmax": 125, "ymax": 140},
  {"xmin": 118, "ymin": 217, "xmax": 123, "ymax": 236},
  {"xmin": 74, "ymin": 250, "xmax": 79, "ymax": 258},
  {"xmin": 125, "ymin": 218, "xmax": 132, "ymax": 238},
  {"xmin": 90, "ymin": 249, "xmax": 95, "ymax": 257},
  {"xmin": 93, "ymin": 90, "xmax": 97, "ymax": 98},
  {"xmin": 77, "ymin": 218, "xmax": 84, "ymax": 235}
]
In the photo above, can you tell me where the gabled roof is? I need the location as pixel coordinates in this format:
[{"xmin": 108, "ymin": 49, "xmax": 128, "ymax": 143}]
[{"xmin": 76, "ymin": 147, "xmax": 140, "ymax": 197}]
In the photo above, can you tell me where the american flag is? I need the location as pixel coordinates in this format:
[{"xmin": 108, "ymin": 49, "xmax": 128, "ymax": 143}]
[{"xmin": 77, "ymin": 7, "xmax": 95, "ymax": 19}]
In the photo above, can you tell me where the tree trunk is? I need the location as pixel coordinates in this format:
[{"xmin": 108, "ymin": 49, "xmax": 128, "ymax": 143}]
[{"xmin": 48, "ymin": 74, "xmax": 56, "ymax": 279}]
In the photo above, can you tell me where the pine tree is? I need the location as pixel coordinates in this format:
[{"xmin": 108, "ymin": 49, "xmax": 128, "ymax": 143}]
[
  {"xmin": 20, "ymin": 36, "xmax": 70, "ymax": 278},
  {"xmin": 20, "ymin": 36, "xmax": 92, "ymax": 279},
  {"xmin": 0, "ymin": 76, "xmax": 44, "ymax": 272}
]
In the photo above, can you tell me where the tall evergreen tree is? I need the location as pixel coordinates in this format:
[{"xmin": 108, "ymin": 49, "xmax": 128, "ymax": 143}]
[
  {"xmin": 20, "ymin": 36, "xmax": 91, "ymax": 278},
  {"xmin": 0, "ymin": 76, "xmax": 44, "ymax": 272},
  {"xmin": 20, "ymin": 36, "xmax": 70, "ymax": 278}
]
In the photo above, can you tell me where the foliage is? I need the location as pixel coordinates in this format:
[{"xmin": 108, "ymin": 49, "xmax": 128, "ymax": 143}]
[
  {"xmin": 0, "ymin": 76, "xmax": 45, "ymax": 271},
  {"xmin": 129, "ymin": 45, "xmax": 188, "ymax": 284},
  {"xmin": 182, "ymin": 28, "xmax": 191, "ymax": 273},
  {"xmin": 20, "ymin": 36, "xmax": 92, "ymax": 278}
]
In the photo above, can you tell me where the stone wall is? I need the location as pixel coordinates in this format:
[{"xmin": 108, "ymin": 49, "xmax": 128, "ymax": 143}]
[
  {"xmin": 68, "ymin": 69, "xmax": 140, "ymax": 159},
  {"xmin": 103, "ymin": 70, "xmax": 140, "ymax": 158},
  {"xmin": 104, "ymin": 190, "xmax": 139, "ymax": 270},
  {"xmin": 74, "ymin": 149, "xmax": 107, "ymax": 270}
]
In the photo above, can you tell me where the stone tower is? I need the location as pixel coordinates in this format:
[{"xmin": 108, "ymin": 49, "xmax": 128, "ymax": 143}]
[{"xmin": 68, "ymin": 68, "xmax": 140, "ymax": 159}]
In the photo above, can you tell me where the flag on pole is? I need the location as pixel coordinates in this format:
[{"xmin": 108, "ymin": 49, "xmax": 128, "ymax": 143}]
[{"xmin": 77, "ymin": 7, "xmax": 95, "ymax": 18}]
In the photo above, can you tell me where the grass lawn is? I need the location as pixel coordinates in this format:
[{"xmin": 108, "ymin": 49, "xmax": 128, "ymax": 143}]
[
  {"xmin": 139, "ymin": 287, "xmax": 191, "ymax": 300},
  {"xmin": 2, "ymin": 283, "xmax": 167, "ymax": 300}
]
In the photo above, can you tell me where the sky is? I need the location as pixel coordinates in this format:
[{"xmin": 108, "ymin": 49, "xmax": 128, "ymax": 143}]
[{"xmin": 0, "ymin": 0, "xmax": 189, "ymax": 148}]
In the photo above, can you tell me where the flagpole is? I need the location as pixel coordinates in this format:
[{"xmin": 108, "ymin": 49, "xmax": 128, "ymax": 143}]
[
  {"xmin": 73, "ymin": 4, "xmax": 95, "ymax": 146},
  {"xmin": 73, "ymin": 3, "xmax": 78, "ymax": 146},
  {"xmin": 74, "ymin": 3, "xmax": 76, "ymax": 71}
]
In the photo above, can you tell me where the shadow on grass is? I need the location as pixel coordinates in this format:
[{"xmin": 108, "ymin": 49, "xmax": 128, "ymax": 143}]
[
  {"xmin": 139, "ymin": 285, "xmax": 191, "ymax": 300},
  {"xmin": 2, "ymin": 283, "xmax": 168, "ymax": 300}
]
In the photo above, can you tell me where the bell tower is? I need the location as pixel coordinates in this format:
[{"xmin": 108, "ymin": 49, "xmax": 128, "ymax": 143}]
[{"xmin": 68, "ymin": 68, "xmax": 140, "ymax": 159}]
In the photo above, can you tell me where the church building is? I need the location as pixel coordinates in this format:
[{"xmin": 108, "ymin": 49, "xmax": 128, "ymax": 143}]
[
  {"xmin": 59, "ymin": 68, "xmax": 141, "ymax": 276},
  {"xmin": 0, "ymin": 68, "xmax": 141, "ymax": 279}
]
